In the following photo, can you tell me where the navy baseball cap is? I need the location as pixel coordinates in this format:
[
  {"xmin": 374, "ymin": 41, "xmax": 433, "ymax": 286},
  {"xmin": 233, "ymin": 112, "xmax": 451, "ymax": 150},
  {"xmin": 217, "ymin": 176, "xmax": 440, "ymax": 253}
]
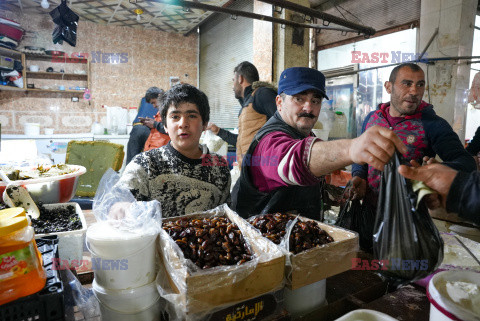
[{"xmin": 278, "ymin": 67, "xmax": 329, "ymax": 99}]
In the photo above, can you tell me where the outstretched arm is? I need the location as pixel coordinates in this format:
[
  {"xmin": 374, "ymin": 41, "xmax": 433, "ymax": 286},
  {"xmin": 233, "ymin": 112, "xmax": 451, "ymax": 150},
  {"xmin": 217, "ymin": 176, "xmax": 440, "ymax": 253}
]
[
  {"xmin": 427, "ymin": 117, "xmax": 476, "ymax": 172},
  {"xmin": 207, "ymin": 123, "xmax": 238, "ymax": 145},
  {"xmin": 308, "ymin": 125, "xmax": 407, "ymax": 177},
  {"xmin": 398, "ymin": 163, "xmax": 480, "ymax": 225}
]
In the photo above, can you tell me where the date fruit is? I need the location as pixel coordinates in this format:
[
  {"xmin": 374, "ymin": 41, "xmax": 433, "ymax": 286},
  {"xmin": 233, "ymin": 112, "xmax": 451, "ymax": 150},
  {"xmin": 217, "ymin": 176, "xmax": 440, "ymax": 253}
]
[
  {"xmin": 249, "ymin": 213, "xmax": 334, "ymax": 254},
  {"xmin": 163, "ymin": 216, "xmax": 253, "ymax": 269}
]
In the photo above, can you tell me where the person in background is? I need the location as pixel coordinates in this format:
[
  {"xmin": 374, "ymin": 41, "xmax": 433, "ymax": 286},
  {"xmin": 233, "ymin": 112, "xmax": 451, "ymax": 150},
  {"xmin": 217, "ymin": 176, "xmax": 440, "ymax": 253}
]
[
  {"xmin": 466, "ymin": 126, "xmax": 480, "ymax": 169},
  {"xmin": 115, "ymin": 84, "xmax": 230, "ymax": 217},
  {"xmin": 348, "ymin": 63, "xmax": 476, "ymax": 206},
  {"xmin": 398, "ymin": 162, "xmax": 480, "ymax": 225},
  {"xmin": 141, "ymin": 103, "xmax": 170, "ymax": 152},
  {"xmin": 232, "ymin": 67, "xmax": 407, "ymax": 219},
  {"xmin": 207, "ymin": 61, "xmax": 277, "ymax": 167},
  {"xmin": 126, "ymin": 87, "xmax": 164, "ymax": 164}
]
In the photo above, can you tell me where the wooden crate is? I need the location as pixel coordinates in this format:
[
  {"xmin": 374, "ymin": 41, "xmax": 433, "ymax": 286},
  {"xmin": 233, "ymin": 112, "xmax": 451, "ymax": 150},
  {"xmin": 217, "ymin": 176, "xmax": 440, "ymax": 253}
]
[{"xmin": 158, "ymin": 206, "xmax": 286, "ymax": 314}]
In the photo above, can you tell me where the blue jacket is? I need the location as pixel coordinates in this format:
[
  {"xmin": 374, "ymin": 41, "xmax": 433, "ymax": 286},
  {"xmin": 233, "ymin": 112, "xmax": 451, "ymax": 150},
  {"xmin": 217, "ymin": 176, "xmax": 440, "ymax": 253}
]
[{"xmin": 132, "ymin": 97, "xmax": 157, "ymax": 124}]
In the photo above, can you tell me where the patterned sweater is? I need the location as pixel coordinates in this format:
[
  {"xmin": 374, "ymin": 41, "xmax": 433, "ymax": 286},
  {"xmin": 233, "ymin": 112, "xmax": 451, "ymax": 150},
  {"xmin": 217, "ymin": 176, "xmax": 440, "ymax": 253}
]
[{"xmin": 117, "ymin": 142, "xmax": 231, "ymax": 217}]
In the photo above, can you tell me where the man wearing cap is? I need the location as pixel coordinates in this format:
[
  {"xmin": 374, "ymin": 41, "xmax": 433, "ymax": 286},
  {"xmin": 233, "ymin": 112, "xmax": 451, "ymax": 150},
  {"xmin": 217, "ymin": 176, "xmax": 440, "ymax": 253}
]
[{"xmin": 232, "ymin": 67, "xmax": 408, "ymax": 219}]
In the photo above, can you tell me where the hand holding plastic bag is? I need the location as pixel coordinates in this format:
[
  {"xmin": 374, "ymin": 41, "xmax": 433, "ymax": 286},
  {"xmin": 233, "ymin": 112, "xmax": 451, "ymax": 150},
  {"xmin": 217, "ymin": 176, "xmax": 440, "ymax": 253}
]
[
  {"xmin": 201, "ymin": 130, "xmax": 228, "ymax": 156},
  {"xmin": 336, "ymin": 198, "xmax": 375, "ymax": 252},
  {"xmin": 373, "ymin": 152, "xmax": 444, "ymax": 282}
]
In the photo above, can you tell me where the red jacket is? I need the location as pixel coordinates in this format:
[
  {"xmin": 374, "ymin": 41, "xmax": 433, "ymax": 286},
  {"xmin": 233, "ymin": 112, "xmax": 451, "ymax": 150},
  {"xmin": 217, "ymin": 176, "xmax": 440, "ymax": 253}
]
[{"xmin": 143, "ymin": 112, "xmax": 170, "ymax": 151}]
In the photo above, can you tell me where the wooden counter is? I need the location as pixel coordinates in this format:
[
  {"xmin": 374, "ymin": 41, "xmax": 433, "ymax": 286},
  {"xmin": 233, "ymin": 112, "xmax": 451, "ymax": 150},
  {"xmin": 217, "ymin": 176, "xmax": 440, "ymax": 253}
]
[{"xmin": 77, "ymin": 210, "xmax": 430, "ymax": 321}]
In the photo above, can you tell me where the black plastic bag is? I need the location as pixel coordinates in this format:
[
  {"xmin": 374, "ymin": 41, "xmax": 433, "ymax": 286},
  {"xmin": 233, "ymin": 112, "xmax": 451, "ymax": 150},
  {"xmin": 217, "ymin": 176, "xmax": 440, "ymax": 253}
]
[
  {"xmin": 373, "ymin": 152, "xmax": 444, "ymax": 282},
  {"xmin": 50, "ymin": 0, "xmax": 79, "ymax": 47},
  {"xmin": 49, "ymin": 0, "xmax": 79, "ymax": 26},
  {"xmin": 336, "ymin": 198, "xmax": 375, "ymax": 252}
]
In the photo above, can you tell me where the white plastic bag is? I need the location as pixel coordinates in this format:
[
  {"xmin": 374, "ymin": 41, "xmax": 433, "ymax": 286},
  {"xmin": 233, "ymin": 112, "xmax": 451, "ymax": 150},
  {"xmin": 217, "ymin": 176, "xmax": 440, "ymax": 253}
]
[
  {"xmin": 201, "ymin": 130, "xmax": 228, "ymax": 156},
  {"xmin": 92, "ymin": 168, "xmax": 162, "ymax": 236}
]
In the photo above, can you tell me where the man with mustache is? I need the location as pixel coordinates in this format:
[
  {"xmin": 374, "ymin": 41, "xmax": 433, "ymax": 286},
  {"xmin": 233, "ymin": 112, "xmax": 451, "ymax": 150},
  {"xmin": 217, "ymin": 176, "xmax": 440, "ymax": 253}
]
[
  {"xmin": 349, "ymin": 63, "xmax": 476, "ymax": 209},
  {"xmin": 232, "ymin": 67, "xmax": 408, "ymax": 219}
]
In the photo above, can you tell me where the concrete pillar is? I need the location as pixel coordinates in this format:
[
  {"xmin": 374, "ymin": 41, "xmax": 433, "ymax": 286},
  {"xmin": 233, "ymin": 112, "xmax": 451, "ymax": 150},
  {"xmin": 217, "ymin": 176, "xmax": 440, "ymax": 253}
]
[
  {"xmin": 419, "ymin": 0, "xmax": 477, "ymax": 142},
  {"xmin": 253, "ymin": 1, "xmax": 274, "ymax": 82},
  {"xmin": 272, "ymin": 0, "xmax": 310, "ymax": 82}
]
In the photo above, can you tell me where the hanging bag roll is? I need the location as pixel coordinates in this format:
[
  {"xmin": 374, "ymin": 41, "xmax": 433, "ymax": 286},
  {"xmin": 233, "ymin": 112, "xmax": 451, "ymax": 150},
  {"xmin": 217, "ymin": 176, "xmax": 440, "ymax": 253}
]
[{"xmin": 373, "ymin": 152, "xmax": 444, "ymax": 282}]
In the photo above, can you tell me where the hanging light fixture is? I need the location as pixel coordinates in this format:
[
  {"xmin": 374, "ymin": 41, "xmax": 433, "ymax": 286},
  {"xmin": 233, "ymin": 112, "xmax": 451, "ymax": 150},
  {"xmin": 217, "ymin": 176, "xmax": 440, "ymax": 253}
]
[
  {"xmin": 41, "ymin": 0, "xmax": 50, "ymax": 9},
  {"xmin": 134, "ymin": 9, "xmax": 144, "ymax": 22}
]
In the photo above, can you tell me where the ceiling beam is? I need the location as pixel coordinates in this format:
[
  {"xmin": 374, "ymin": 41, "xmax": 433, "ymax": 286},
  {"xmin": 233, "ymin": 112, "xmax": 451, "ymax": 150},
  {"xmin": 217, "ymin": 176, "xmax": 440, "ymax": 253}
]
[
  {"xmin": 183, "ymin": 0, "xmax": 235, "ymax": 36},
  {"xmin": 108, "ymin": 0, "xmax": 124, "ymax": 24},
  {"xmin": 154, "ymin": 0, "xmax": 357, "ymax": 36},
  {"xmin": 316, "ymin": 20, "xmax": 418, "ymax": 51},
  {"xmin": 257, "ymin": 0, "xmax": 375, "ymax": 36}
]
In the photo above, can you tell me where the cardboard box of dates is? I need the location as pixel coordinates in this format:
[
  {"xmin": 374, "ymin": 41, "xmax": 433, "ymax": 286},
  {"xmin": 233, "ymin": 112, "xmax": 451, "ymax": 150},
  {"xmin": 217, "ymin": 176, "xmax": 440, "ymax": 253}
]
[
  {"xmin": 157, "ymin": 205, "xmax": 286, "ymax": 314},
  {"xmin": 248, "ymin": 213, "xmax": 359, "ymax": 290}
]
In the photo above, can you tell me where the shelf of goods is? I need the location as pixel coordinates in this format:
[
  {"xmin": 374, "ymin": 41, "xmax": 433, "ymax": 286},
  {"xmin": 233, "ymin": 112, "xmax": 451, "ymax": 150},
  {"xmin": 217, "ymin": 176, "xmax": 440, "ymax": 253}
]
[{"xmin": 0, "ymin": 48, "xmax": 90, "ymax": 93}]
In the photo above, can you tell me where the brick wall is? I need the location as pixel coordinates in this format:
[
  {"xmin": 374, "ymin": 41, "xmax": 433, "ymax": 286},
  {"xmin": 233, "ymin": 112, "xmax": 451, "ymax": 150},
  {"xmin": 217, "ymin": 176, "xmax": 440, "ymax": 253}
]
[{"xmin": 0, "ymin": 9, "xmax": 198, "ymax": 134}]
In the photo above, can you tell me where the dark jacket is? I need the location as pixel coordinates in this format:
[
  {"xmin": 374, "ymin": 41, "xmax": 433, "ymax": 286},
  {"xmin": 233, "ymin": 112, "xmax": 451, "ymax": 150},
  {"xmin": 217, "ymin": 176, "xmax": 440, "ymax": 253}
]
[
  {"xmin": 466, "ymin": 126, "xmax": 480, "ymax": 156},
  {"xmin": 217, "ymin": 84, "xmax": 277, "ymax": 147},
  {"xmin": 232, "ymin": 112, "xmax": 323, "ymax": 219},
  {"xmin": 447, "ymin": 171, "xmax": 480, "ymax": 225}
]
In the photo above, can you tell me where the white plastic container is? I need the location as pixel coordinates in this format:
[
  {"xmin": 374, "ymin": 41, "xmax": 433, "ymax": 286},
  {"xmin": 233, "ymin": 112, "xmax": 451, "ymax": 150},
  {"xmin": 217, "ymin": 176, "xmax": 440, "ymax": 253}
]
[
  {"xmin": 427, "ymin": 270, "xmax": 480, "ymax": 321},
  {"xmin": 283, "ymin": 279, "xmax": 327, "ymax": 316},
  {"xmin": 44, "ymin": 128, "xmax": 54, "ymax": 135},
  {"xmin": 36, "ymin": 202, "xmax": 87, "ymax": 262},
  {"xmin": 334, "ymin": 309, "xmax": 398, "ymax": 321},
  {"xmin": 99, "ymin": 300, "xmax": 163, "ymax": 321},
  {"xmin": 92, "ymin": 279, "xmax": 160, "ymax": 314},
  {"xmin": 0, "ymin": 165, "xmax": 87, "ymax": 204},
  {"xmin": 86, "ymin": 221, "xmax": 158, "ymax": 290},
  {"xmin": 312, "ymin": 129, "xmax": 330, "ymax": 141},
  {"xmin": 24, "ymin": 123, "xmax": 40, "ymax": 136}
]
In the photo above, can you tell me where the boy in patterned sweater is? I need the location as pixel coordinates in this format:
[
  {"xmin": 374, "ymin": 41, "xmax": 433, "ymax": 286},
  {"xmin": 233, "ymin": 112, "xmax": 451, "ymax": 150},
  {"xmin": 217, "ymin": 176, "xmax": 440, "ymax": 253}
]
[{"xmin": 116, "ymin": 84, "xmax": 231, "ymax": 217}]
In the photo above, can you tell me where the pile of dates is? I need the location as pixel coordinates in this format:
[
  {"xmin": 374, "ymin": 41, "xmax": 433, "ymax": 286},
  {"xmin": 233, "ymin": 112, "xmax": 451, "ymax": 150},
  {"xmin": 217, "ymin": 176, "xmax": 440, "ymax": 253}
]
[
  {"xmin": 163, "ymin": 216, "xmax": 254, "ymax": 269},
  {"xmin": 249, "ymin": 213, "xmax": 334, "ymax": 254}
]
